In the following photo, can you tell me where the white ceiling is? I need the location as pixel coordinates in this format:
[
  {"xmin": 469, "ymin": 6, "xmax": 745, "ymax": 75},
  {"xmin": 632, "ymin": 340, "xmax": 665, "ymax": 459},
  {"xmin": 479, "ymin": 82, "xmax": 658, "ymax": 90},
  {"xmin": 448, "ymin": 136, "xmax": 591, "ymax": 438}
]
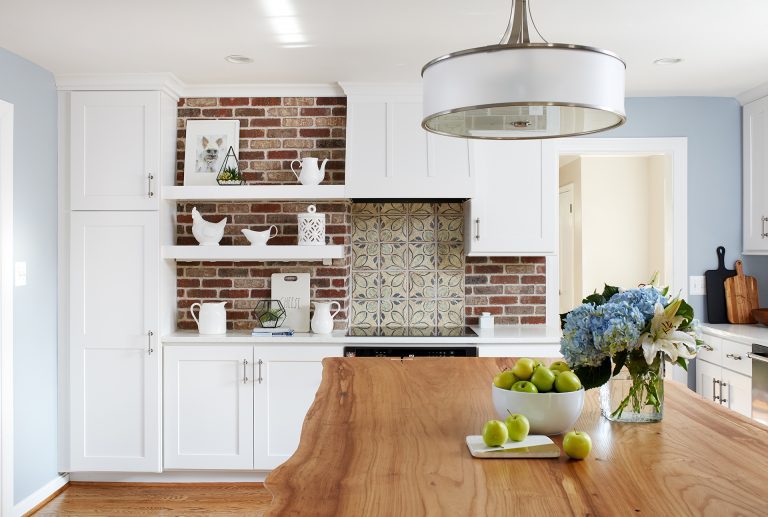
[{"xmin": 2, "ymin": 0, "xmax": 768, "ymax": 97}]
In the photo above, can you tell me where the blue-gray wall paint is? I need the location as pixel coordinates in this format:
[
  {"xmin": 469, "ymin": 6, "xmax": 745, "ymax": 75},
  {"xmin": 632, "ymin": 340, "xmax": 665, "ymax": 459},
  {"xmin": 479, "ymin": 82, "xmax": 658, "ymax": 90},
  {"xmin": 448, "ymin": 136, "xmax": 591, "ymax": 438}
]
[
  {"xmin": 591, "ymin": 97, "xmax": 743, "ymax": 319},
  {"xmin": 0, "ymin": 47, "xmax": 59, "ymax": 504}
]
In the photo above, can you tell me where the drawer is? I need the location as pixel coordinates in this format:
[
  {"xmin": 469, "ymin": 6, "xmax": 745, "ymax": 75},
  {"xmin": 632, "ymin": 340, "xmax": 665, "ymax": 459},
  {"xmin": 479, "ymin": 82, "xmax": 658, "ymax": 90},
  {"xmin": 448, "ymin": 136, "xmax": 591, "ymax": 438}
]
[
  {"xmin": 698, "ymin": 335, "xmax": 722, "ymax": 364},
  {"xmin": 721, "ymin": 338, "xmax": 752, "ymax": 377}
]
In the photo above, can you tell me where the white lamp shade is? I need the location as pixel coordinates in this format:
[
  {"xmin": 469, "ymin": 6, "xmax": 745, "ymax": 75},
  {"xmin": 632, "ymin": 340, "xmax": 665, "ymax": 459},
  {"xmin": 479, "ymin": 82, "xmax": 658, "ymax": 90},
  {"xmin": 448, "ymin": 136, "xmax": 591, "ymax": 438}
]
[{"xmin": 422, "ymin": 44, "xmax": 626, "ymax": 139}]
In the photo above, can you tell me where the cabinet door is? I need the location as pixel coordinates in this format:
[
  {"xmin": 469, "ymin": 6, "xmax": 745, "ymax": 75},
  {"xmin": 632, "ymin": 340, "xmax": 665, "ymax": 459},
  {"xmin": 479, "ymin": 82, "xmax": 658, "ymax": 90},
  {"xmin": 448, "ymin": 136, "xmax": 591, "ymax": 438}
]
[
  {"xmin": 695, "ymin": 359, "xmax": 720, "ymax": 404},
  {"xmin": 69, "ymin": 212, "xmax": 160, "ymax": 471},
  {"xmin": 743, "ymin": 96, "xmax": 768, "ymax": 253},
  {"xmin": 466, "ymin": 140, "xmax": 556, "ymax": 255},
  {"xmin": 70, "ymin": 91, "xmax": 160, "ymax": 211},
  {"xmin": 721, "ymin": 369, "xmax": 752, "ymax": 418},
  {"xmin": 253, "ymin": 346, "xmax": 342, "ymax": 470},
  {"xmin": 164, "ymin": 346, "xmax": 254, "ymax": 470}
]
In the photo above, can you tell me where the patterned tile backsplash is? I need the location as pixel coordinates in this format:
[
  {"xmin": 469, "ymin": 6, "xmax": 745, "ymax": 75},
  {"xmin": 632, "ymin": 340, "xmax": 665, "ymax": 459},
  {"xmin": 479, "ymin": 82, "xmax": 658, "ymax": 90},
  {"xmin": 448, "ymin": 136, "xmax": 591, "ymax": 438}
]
[{"xmin": 351, "ymin": 202, "xmax": 465, "ymax": 328}]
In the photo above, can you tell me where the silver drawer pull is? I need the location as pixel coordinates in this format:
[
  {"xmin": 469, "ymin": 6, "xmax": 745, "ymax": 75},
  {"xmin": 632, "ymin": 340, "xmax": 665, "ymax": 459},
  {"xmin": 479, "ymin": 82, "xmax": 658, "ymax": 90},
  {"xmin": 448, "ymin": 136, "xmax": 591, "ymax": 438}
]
[
  {"xmin": 712, "ymin": 378, "xmax": 719, "ymax": 401},
  {"xmin": 762, "ymin": 216, "xmax": 768, "ymax": 238},
  {"xmin": 719, "ymin": 381, "xmax": 727, "ymax": 405},
  {"xmin": 726, "ymin": 353, "xmax": 743, "ymax": 361},
  {"xmin": 147, "ymin": 173, "xmax": 155, "ymax": 198},
  {"xmin": 748, "ymin": 352, "xmax": 768, "ymax": 365},
  {"xmin": 147, "ymin": 330, "xmax": 154, "ymax": 355},
  {"xmin": 701, "ymin": 343, "xmax": 714, "ymax": 352},
  {"xmin": 242, "ymin": 359, "xmax": 248, "ymax": 384},
  {"xmin": 475, "ymin": 218, "xmax": 480, "ymax": 240},
  {"xmin": 257, "ymin": 359, "xmax": 264, "ymax": 384}
]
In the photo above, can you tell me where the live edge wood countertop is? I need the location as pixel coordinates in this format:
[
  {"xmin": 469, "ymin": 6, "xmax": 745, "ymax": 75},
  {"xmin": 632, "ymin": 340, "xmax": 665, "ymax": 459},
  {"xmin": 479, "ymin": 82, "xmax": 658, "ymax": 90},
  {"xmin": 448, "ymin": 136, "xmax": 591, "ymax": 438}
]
[{"xmin": 265, "ymin": 358, "xmax": 768, "ymax": 516}]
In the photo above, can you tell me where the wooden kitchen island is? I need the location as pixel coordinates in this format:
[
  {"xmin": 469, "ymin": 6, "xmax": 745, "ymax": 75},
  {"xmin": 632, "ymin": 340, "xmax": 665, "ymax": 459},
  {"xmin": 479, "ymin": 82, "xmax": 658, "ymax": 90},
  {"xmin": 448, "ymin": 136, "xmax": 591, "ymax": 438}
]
[{"xmin": 265, "ymin": 358, "xmax": 768, "ymax": 516}]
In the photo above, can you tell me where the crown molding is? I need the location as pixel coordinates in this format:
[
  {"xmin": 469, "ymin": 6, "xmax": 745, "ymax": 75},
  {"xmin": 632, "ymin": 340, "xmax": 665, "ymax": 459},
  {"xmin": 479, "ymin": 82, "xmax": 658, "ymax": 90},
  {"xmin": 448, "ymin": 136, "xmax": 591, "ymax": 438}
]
[
  {"xmin": 737, "ymin": 81, "xmax": 768, "ymax": 105},
  {"xmin": 339, "ymin": 82, "xmax": 422, "ymax": 98},
  {"xmin": 54, "ymin": 73, "xmax": 345, "ymax": 99}
]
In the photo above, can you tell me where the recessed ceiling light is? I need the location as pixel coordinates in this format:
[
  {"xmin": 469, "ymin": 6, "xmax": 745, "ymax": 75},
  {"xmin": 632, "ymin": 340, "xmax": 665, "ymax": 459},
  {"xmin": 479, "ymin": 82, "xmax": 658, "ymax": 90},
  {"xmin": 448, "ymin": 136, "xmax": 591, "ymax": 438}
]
[
  {"xmin": 225, "ymin": 55, "xmax": 253, "ymax": 64},
  {"xmin": 654, "ymin": 58, "xmax": 683, "ymax": 65}
]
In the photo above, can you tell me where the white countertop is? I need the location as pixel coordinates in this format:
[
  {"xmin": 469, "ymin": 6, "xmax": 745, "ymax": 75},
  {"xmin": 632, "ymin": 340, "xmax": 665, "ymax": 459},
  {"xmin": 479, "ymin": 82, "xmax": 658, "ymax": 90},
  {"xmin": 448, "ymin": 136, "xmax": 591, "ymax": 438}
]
[
  {"xmin": 701, "ymin": 323, "xmax": 768, "ymax": 346},
  {"xmin": 162, "ymin": 325, "xmax": 563, "ymax": 345}
]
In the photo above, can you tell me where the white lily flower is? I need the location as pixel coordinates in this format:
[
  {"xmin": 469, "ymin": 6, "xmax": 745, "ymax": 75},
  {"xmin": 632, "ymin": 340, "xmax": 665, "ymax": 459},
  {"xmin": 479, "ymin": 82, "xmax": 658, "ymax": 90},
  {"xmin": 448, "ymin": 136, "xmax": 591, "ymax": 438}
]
[{"xmin": 638, "ymin": 300, "xmax": 698, "ymax": 365}]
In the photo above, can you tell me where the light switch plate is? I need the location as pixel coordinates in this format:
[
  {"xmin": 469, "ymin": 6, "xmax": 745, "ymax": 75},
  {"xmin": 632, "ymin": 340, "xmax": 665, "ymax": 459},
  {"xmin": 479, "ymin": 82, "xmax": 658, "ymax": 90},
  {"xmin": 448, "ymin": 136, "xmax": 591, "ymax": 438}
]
[
  {"xmin": 689, "ymin": 275, "xmax": 706, "ymax": 295},
  {"xmin": 14, "ymin": 261, "xmax": 26, "ymax": 287}
]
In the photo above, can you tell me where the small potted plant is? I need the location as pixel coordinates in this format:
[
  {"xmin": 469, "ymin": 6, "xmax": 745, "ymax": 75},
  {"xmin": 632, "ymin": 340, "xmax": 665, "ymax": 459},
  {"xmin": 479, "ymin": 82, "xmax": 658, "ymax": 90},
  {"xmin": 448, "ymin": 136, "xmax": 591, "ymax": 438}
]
[{"xmin": 216, "ymin": 146, "xmax": 245, "ymax": 186}]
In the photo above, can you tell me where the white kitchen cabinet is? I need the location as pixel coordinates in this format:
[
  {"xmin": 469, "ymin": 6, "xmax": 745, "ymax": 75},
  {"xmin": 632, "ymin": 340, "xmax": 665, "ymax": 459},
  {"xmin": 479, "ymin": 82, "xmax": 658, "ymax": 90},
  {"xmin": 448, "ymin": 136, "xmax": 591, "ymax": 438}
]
[
  {"xmin": 695, "ymin": 359, "xmax": 721, "ymax": 405},
  {"xmin": 69, "ymin": 211, "xmax": 161, "ymax": 471},
  {"xmin": 344, "ymin": 89, "xmax": 472, "ymax": 198},
  {"xmin": 464, "ymin": 140, "xmax": 556, "ymax": 255},
  {"xmin": 164, "ymin": 346, "xmax": 254, "ymax": 470},
  {"xmin": 720, "ymin": 368, "xmax": 752, "ymax": 417},
  {"xmin": 70, "ymin": 91, "xmax": 161, "ymax": 210},
  {"xmin": 743, "ymin": 95, "xmax": 768, "ymax": 254},
  {"xmin": 253, "ymin": 345, "xmax": 342, "ymax": 470}
]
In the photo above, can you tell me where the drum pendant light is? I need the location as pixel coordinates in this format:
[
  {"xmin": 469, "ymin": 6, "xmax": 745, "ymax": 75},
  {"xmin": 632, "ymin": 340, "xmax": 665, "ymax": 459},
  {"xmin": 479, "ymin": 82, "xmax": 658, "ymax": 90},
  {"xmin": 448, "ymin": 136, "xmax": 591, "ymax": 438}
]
[{"xmin": 422, "ymin": 0, "xmax": 626, "ymax": 140}]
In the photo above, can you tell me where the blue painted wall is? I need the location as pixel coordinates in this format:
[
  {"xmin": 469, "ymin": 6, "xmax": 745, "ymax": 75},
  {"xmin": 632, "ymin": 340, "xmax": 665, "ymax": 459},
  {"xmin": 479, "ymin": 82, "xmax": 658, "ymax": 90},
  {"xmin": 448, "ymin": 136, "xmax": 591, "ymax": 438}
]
[
  {"xmin": 591, "ymin": 97, "xmax": 743, "ymax": 319},
  {"xmin": 0, "ymin": 47, "xmax": 59, "ymax": 504}
]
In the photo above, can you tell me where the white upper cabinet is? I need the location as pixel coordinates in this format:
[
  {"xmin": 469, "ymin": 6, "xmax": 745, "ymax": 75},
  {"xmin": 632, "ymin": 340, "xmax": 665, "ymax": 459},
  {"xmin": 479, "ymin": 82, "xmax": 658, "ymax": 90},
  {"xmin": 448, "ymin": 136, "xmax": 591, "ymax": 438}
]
[
  {"xmin": 343, "ymin": 86, "xmax": 472, "ymax": 198},
  {"xmin": 70, "ymin": 91, "xmax": 161, "ymax": 210},
  {"xmin": 743, "ymin": 95, "xmax": 768, "ymax": 254},
  {"xmin": 464, "ymin": 140, "xmax": 556, "ymax": 256},
  {"xmin": 68, "ymin": 211, "xmax": 160, "ymax": 471}
]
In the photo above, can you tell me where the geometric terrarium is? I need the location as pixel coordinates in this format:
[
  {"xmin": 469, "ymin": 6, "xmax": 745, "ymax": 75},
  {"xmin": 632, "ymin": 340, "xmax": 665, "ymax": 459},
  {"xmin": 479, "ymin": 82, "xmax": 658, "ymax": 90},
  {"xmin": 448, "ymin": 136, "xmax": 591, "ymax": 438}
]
[
  {"xmin": 254, "ymin": 299, "xmax": 287, "ymax": 328},
  {"xmin": 216, "ymin": 146, "xmax": 245, "ymax": 185}
]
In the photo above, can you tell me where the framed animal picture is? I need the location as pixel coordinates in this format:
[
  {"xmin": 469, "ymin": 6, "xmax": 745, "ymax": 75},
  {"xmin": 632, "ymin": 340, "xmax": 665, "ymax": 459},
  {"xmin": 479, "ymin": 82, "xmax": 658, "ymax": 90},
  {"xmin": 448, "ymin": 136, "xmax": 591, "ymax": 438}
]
[{"xmin": 183, "ymin": 119, "xmax": 240, "ymax": 185}]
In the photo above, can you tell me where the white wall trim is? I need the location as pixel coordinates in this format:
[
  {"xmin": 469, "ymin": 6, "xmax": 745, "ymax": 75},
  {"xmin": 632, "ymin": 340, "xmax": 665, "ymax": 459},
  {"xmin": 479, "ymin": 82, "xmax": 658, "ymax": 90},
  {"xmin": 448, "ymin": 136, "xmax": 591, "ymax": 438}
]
[
  {"xmin": 737, "ymin": 82, "xmax": 768, "ymax": 105},
  {"xmin": 12, "ymin": 474, "xmax": 68, "ymax": 517},
  {"xmin": 68, "ymin": 471, "xmax": 268, "ymax": 483},
  {"xmin": 54, "ymin": 73, "xmax": 345, "ymax": 99},
  {"xmin": 542, "ymin": 137, "xmax": 689, "ymax": 330},
  {"xmin": 0, "ymin": 100, "xmax": 14, "ymax": 517}
]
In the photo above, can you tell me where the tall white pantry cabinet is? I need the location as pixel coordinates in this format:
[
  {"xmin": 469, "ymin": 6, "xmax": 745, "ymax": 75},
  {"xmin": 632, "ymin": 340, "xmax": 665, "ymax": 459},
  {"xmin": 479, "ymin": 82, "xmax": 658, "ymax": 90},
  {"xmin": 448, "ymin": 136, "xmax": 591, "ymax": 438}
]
[{"xmin": 60, "ymin": 89, "xmax": 178, "ymax": 472}]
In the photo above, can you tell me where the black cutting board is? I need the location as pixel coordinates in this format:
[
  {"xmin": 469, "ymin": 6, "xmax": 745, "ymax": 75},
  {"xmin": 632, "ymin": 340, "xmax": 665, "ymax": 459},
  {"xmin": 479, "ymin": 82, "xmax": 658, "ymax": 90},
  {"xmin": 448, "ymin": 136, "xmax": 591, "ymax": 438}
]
[{"xmin": 705, "ymin": 246, "xmax": 736, "ymax": 323}]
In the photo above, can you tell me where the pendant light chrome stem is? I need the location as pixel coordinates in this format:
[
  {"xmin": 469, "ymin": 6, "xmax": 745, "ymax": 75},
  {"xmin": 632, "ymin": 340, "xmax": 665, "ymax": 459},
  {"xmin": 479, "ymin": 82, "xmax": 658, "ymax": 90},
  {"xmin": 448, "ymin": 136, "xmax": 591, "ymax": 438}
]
[{"xmin": 500, "ymin": 0, "xmax": 530, "ymax": 45}]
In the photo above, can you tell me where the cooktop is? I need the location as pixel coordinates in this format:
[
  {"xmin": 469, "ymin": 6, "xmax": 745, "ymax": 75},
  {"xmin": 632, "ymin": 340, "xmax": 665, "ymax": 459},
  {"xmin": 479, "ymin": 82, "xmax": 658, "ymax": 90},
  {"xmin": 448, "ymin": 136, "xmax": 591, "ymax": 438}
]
[{"xmin": 346, "ymin": 327, "xmax": 478, "ymax": 338}]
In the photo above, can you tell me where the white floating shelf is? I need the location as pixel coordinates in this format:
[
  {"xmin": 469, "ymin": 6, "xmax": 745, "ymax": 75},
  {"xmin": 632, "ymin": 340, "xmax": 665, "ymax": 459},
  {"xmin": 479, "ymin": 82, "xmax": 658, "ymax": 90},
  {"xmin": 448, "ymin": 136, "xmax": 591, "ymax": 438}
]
[
  {"xmin": 162, "ymin": 185, "xmax": 347, "ymax": 201},
  {"xmin": 162, "ymin": 245, "xmax": 344, "ymax": 262}
]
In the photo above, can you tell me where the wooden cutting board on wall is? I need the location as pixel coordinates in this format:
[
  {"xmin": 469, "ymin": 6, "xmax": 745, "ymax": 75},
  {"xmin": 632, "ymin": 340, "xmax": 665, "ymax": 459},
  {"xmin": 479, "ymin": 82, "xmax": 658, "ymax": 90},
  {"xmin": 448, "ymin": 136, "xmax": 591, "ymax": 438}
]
[{"xmin": 724, "ymin": 260, "xmax": 760, "ymax": 324}]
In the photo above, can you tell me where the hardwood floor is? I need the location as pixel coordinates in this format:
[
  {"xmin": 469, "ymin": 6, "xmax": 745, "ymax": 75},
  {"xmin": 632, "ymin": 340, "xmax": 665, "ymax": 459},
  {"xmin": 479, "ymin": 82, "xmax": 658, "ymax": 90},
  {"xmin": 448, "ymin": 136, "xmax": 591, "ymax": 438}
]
[{"xmin": 32, "ymin": 483, "xmax": 273, "ymax": 516}]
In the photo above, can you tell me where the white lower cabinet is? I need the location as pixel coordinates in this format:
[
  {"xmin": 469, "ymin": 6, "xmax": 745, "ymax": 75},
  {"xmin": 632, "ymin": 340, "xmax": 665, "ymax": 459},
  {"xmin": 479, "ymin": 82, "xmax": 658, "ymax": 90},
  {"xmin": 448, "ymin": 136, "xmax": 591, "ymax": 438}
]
[
  {"xmin": 163, "ymin": 344, "xmax": 342, "ymax": 470},
  {"xmin": 164, "ymin": 346, "xmax": 254, "ymax": 469}
]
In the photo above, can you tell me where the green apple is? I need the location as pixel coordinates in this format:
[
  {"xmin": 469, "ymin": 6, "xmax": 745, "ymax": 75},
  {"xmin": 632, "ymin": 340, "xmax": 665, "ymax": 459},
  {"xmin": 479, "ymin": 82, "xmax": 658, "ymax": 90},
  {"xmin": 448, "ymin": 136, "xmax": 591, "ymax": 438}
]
[
  {"xmin": 482, "ymin": 420, "xmax": 509, "ymax": 447},
  {"xmin": 511, "ymin": 380, "xmax": 538, "ymax": 393},
  {"xmin": 563, "ymin": 430, "xmax": 592, "ymax": 460},
  {"xmin": 530, "ymin": 366, "xmax": 556, "ymax": 393},
  {"xmin": 493, "ymin": 370, "xmax": 519, "ymax": 390},
  {"xmin": 532, "ymin": 360, "xmax": 545, "ymax": 370},
  {"xmin": 555, "ymin": 371, "xmax": 582, "ymax": 393},
  {"xmin": 504, "ymin": 413, "xmax": 530, "ymax": 442},
  {"xmin": 512, "ymin": 358, "xmax": 536, "ymax": 380},
  {"xmin": 549, "ymin": 360, "xmax": 570, "ymax": 373}
]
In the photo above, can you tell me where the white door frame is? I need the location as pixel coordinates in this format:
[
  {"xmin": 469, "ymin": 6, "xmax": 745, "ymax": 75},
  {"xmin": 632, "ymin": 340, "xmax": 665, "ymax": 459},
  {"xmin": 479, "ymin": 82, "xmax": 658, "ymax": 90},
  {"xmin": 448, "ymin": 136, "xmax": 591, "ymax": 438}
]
[
  {"xmin": 543, "ymin": 137, "xmax": 688, "ymax": 327},
  {"xmin": 558, "ymin": 183, "xmax": 576, "ymax": 313},
  {"xmin": 0, "ymin": 99, "xmax": 15, "ymax": 517}
]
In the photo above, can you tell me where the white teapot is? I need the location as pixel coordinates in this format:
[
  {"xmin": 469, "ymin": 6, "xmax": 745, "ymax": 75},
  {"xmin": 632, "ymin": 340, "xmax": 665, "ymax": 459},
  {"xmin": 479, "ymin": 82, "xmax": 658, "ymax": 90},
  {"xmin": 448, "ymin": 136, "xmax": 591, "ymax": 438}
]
[
  {"xmin": 310, "ymin": 301, "xmax": 340, "ymax": 334},
  {"xmin": 291, "ymin": 157, "xmax": 327, "ymax": 186},
  {"xmin": 190, "ymin": 301, "xmax": 227, "ymax": 335}
]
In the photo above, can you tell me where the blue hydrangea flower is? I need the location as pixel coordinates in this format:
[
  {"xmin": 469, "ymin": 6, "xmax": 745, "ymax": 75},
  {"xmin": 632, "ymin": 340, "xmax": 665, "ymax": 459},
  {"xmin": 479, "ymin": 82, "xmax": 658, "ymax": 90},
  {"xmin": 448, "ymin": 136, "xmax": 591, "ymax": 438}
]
[
  {"xmin": 560, "ymin": 304, "xmax": 605, "ymax": 367},
  {"xmin": 609, "ymin": 287, "xmax": 669, "ymax": 322},
  {"xmin": 590, "ymin": 302, "xmax": 645, "ymax": 357}
]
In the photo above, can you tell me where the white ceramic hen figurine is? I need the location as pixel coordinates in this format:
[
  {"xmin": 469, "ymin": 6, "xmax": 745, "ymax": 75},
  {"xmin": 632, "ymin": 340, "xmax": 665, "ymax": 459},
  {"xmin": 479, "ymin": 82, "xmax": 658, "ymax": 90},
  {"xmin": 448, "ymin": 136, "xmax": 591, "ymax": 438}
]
[{"xmin": 191, "ymin": 207, "xmax": 227, "ymax": 246}]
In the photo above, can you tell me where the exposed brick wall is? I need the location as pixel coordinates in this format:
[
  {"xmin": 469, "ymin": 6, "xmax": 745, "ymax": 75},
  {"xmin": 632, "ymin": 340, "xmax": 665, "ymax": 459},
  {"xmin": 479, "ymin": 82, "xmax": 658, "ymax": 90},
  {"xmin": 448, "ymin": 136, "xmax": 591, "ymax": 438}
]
[
  {"xmin": 464, "ymin": 257, "xmax": 547, "ymax": 325},
  {"xmin": 176, "ymin": 96, "xmax": 346, "ymax": 186}
]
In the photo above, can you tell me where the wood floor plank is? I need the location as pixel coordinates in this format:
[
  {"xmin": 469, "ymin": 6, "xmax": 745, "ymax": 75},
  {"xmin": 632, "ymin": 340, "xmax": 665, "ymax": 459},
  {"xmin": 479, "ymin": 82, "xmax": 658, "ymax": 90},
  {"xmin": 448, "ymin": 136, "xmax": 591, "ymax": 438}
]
[{"xmin": 32, "ymin": 483, "xmax": 273, "ymax": 516}]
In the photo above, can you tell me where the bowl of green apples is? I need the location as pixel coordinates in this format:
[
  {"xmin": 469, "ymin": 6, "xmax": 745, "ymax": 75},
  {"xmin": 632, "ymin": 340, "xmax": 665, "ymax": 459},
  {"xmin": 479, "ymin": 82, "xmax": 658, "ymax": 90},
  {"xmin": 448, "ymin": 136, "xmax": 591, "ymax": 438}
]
[{"xmin": 491, "ymin": 358, "xmax": 585, "ymax": 436}]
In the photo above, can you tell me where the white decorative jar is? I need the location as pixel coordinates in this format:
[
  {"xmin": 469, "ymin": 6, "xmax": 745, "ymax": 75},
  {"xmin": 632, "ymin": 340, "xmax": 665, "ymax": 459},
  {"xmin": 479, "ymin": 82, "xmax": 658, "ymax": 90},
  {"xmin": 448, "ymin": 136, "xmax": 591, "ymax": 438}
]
[{"xmin": 298, "ymin": 205, "xmax": 326, "ymax": 246}]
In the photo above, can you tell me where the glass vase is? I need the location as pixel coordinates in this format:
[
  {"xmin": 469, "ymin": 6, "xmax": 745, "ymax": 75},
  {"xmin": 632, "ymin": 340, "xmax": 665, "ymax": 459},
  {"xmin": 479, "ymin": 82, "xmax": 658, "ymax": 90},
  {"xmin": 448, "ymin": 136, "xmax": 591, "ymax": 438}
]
[{"xmin": 600, "ymin": 353, "xmax": 664, "ymax": 423}]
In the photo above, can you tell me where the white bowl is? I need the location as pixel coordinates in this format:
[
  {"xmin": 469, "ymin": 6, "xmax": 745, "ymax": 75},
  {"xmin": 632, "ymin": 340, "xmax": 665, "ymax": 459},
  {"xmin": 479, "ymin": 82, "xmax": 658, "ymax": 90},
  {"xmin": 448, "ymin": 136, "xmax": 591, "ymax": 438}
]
[{"xmin": 491, "ymin": 384, "xmax": 585, "ymax": 435}]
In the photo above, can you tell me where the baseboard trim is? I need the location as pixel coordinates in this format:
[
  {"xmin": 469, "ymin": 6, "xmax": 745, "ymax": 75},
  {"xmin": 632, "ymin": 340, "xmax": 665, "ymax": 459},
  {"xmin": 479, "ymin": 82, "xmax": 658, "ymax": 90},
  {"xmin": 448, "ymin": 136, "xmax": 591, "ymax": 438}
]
[
  {"xmin": 68, "ymin": 471, "xmax": 268, "ymax": 483},
  {"xmin": 14, "ymin": 474, "xmax": 69, "ymax": 517}
]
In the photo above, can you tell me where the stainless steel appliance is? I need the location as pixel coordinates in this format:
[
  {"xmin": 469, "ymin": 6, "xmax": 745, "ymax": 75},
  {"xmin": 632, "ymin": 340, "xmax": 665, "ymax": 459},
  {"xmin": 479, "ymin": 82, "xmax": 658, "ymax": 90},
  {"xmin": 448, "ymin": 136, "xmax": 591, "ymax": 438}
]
[
  {"xmin": 749, "ymin": 343, "xmax": 768, "ymax": 425},
  {"xmin": 343, "ymin": 326, "xmax": 478, "ymax": 358}
]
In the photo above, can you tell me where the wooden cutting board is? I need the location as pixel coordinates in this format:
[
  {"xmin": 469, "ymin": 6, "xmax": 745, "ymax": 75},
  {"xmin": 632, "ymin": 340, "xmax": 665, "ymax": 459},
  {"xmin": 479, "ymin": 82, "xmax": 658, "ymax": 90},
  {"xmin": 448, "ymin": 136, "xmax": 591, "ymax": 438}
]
[
  {"xmin": 271, "ymin": 273, "xmax": 310, "ymax": 332},
  {"xmin": 704, "ymin": 246, "xmax": 736, "ymax": 323},
  {"xmin": 724, "ymin": 260, "xmax": 759, "ymax": 324},
  {"xmin": 465, "ymin": 435, "xmax": 560, "ymax": 458}
]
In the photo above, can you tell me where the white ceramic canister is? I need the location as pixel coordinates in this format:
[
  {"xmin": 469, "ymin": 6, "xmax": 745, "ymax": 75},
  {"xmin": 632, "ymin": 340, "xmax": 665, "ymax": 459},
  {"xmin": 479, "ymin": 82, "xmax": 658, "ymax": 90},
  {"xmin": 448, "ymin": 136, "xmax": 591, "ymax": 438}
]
[
  {"xmin": 311, "ymin": 301, "xmax": 341, "ymax": 334},
  {"xmin": 479, "ymin": 312, "xmax": 495, "ymax": 329},
  {"xmin": 298, "ymin": 205, "xmax": 326, "ymax": 246}
]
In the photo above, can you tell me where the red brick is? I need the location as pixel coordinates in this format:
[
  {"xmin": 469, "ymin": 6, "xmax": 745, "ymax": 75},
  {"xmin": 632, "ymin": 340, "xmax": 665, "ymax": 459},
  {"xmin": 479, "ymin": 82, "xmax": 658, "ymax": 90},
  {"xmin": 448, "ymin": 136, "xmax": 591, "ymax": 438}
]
[
  {"xmin": 250, "ymin": 97, "xmax": 281, "ymax": 106},
  {"xmin": 240, "ymin": 129, "xmax": 266, "ymax": 138},
  {"xmin": 202, "ymin": 279, "xmax": 233, "ymax": 288},
  {"xmin": 520, "ymin": 296, "xmax": 546, "ymax": 304},
  {"xmin": 178, "ymin": 108, "xmax": 201, "ymax": 117},
  {"xmin": 251, "ymin": 118, "xmax": 282, "ymax": 127},
  {"xmin": 490, "ymin": 275, "xmax": 519, "ymax": 284},
  {"xmin": 234, "ymin": 108, "xmax": 266, "ymax": 117},
  {"xmin": 473, "ymin": 306, "xmax": 503, "ymax": 315},
  {"xmin": 186, "ymin": 289, "xmax": 218, "ymax": 298},
  {"xmin": 521, "ymin": 256, "xmax": 546, "ymax": 264},
  {"xmin": 250, "ymin": 203, "xmax": 282, "ymax": 212},
  {"xmin": 250, "ymin": 289, "xmax": 271, "ymax": 298},
  {"xmin": 219, "ymin": 289, "xmax": 249, "ymax": 298},
  {"xmin": 220, "ymin": 97, "xmax": 250, "ymax": 106},
  {"xmin": 201, "ymin": 108, "xmax": 233, "ymax": 117},
  {"xmin": 267, "ymin": 150, "xmax": 298, "ymax": 160},
  {"xmin": 521, "ymin": 275, "xmax": 546, "ymax": 285},
  {"xmin": 177, "ymin": 278, "xmax": 200, "ymax": 288},
  {"xmin": 316, "ymin": 97, "xmax": 346, "ymax": 106},
  {"xmin": 300, "ymin": 128, "xmax": 331, "ymax": 138},
  {"xmin": 315, "ymin": 267, "xmax": 347, "ymax": 277},
  {"xmin": 300, "ymin": 107, "xmax": 331, "ymax": 116},
  {"xmin": 490, "ymin": 257, "xmax": 521, "ymax": 264},
  {"xmin": 474, "ymin": 265, "xmax": 504, "ymax": 274},
  {"xmin": 489, "ymin": 296, "xmax": 519, "ymax": 305}
]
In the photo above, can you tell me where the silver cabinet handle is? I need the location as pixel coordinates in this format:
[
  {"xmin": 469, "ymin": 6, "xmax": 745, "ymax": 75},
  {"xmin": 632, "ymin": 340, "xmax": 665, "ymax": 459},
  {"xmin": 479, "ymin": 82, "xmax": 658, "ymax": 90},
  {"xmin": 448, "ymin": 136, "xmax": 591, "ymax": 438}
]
[
  {"xmin": 147, "ymin": 173, "xmax": 155, "ymax": 198},
  {"xmin": 726, "ymin": 353, "xmax": 743, "ymax": 361},
  {"xmin": 720, "ymin": 381, "xmax": 727, "ymax": 405},
  {"xmin": 257, "ymin": 359, "xmax": 263, "ymax": 384},
  {"xmin": 713, "ymin": 379, "xmax": 720, "ymax": 402},
  {"xmin": 475, "ymin": 218, "xmax": 480, "ymax": 240},
  {"xmin": 748, "ymin": 352, "xmax": 768, "ymax": 364},
  {"xmin": 762, "ymin": 216, "xmax": 768, "ymax": 238},
  {"xmin": 701, "ymin": 343, "xmax": 714, "ymax": 352},
  {"xmin": 242, "ymin": 359, "xmax": 248, "ymax": 384},
  {"xmin": 147, "ymin": 330, "xmax": 154, "ymax": 355}
]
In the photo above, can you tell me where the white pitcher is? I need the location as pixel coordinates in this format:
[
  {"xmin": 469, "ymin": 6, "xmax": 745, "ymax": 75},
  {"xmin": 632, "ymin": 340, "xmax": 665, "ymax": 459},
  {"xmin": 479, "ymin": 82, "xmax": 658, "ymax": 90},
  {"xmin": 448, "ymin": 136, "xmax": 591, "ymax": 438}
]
[
  {"xmin": 310, "ymin": 301, "xmax": 340, "ymax": 334},
  {"xmin": 190, "ymin": 301, "xmax": 227, "ymax": 335},
  {"xmin": 290, "ymin": 157, "xmax": 328, "ymax": 186}
]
